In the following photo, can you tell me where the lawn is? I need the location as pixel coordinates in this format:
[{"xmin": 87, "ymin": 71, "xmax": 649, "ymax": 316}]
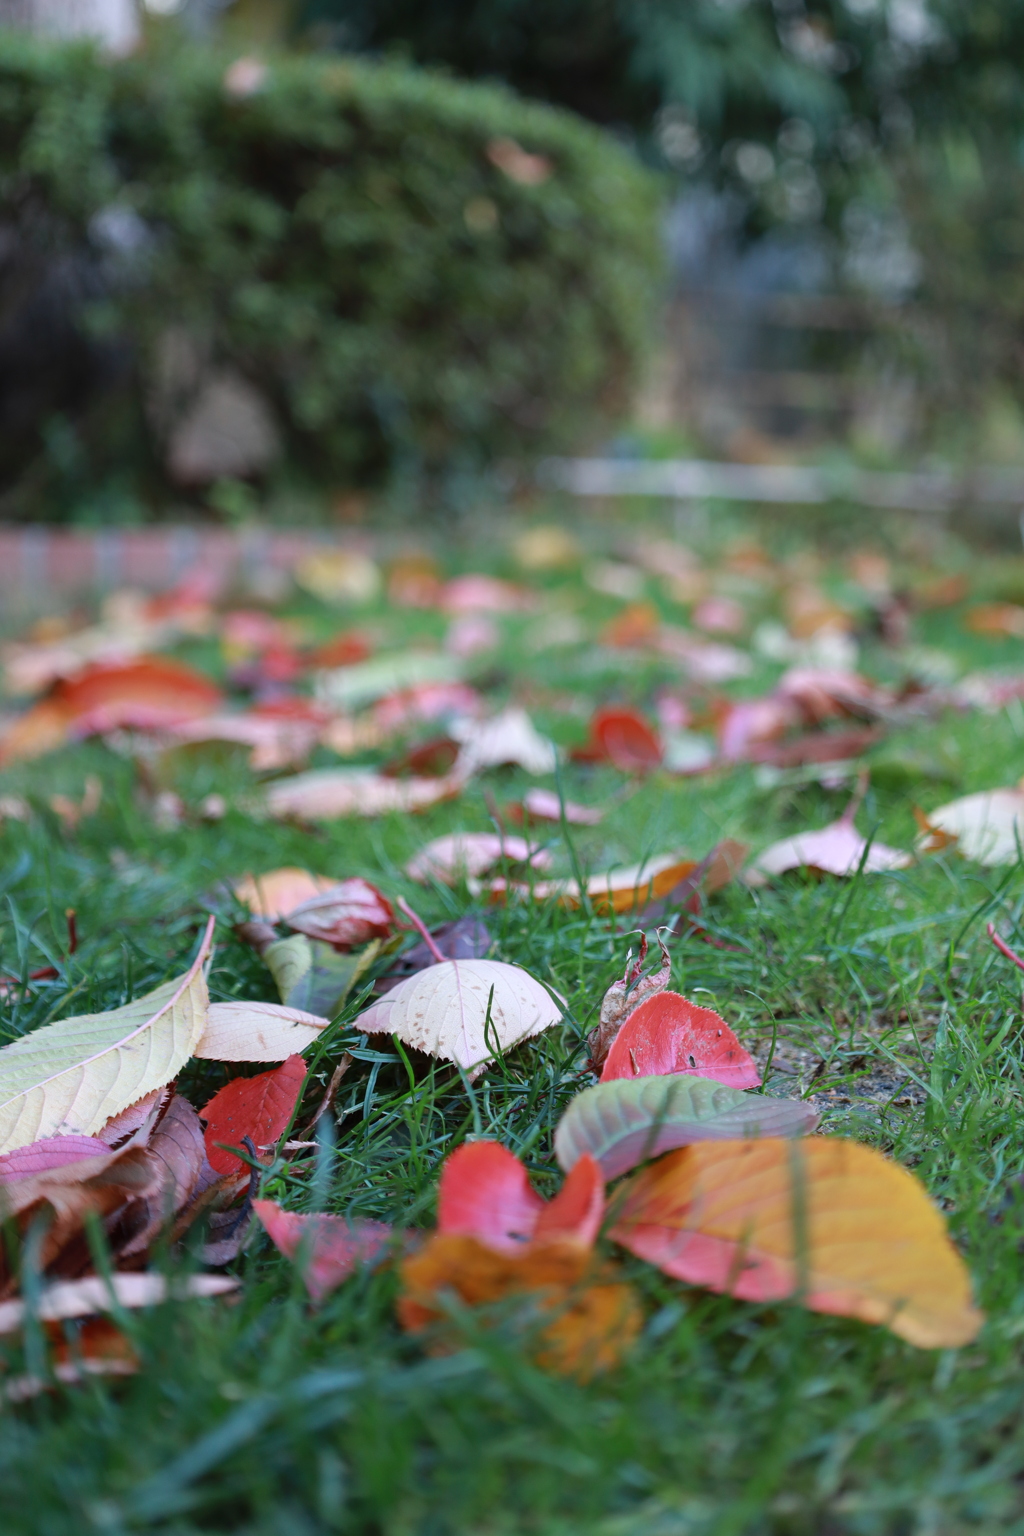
[{"xmin": 2, "ymin": 505, "xmax": 1024, "ymax": 1534}]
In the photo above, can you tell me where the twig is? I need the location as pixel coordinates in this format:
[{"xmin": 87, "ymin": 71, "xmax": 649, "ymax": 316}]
[
  {"xmin": 988, "ymin": 922, "xmax": 1024, "ymax": 974},
  {"xmin": 396, "ymin": 897, "xmax": 446, "ymax": 963}
]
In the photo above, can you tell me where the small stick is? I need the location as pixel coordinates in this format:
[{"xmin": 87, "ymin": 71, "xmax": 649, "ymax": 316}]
[
  {"xmin": 65, "ymin": 908, "xmax": 77, "ymax": 955},
  {"xmin": 396, "ymin": 897, "xmax": 446, "ymax": 963},
  {"xmin": 988, "ymin": 922, "xmax": 1024, "ymax": 974}
]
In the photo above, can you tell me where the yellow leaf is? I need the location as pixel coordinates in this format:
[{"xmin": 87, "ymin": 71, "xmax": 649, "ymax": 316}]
[{"xmin": 611, "ymin": 1138, "xmax": 983, "ymax": 1349}]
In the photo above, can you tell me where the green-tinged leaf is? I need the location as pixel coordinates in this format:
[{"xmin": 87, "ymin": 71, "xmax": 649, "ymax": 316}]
[
  {"xmin": 0, "ymin": 918, "xmax": 214, "ymax": 1155},
  {"xmin": 265, "ymin": 935, "xmax": 386, "ymax": 1018},
  {"xmin": 554, "ymin": 1076, "xmax": 819, "ymax": 1180}
]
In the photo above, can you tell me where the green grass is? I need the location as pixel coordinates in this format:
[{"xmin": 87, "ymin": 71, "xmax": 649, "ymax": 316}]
[{"xmin": 3, "ymin": 519, "xmax": 1024, "ymax": 1533}]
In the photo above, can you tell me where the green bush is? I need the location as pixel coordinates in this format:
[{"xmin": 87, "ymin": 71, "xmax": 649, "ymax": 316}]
[{"xmin": 0, "ymin": 36, "xmax": 662, "ymax": 513}]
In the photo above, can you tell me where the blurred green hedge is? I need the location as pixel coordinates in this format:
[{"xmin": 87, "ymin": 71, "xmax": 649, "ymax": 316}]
[{"xmin": 0, "ymin": 37, "xmax": 661, "ymax": 513}]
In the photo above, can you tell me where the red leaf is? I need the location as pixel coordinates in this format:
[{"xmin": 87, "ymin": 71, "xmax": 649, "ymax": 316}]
[
  {"xmin": 201, "ymin": 1056, "xmax": 307, "ymax": 1176},
  {"xmin": 580, "ymin": 708, "xmax": 662, "ymax": 772},
  {"xmin": 533, "ymin": 1155, "xmax": 604, "ymax": 1246},
  {"xmin": 253, "ymin": 1199, "xmax": 392, "ymax": 1302},
  {"xmin": 600, "ymin": 992, "xmax": 760, "ymax": 1090},
  {"xmin": 284, "ymin": 878, "xmax": 395, "ymax": 950},
  {"xmin": 437, "ymin": 1141, "xmax": 544, "ymax": 1253},
  {"xmin": 57, "ymin": 658, "xmax": 222, "ymax": 736}
]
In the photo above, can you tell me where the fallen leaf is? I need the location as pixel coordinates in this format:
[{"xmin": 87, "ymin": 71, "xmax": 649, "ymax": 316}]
[
  {"xmin": 171, "ymin": 712, "xmax": 321, "ymax": 772},
  {"xmin": 263, "ymin": 933, "xmax": 387, "ymax": 1016},
  {"xmin": 692, "ymin": 596, "xmax": 746, "ymax": 635},
  {"xmin": 398, "ymin": 1234, "xmax": 640, "ymax": 1378},
  {"xmin": 201, "ymin": 1055, "xmax": 307, "ymax": 1176},
  {"xmin": 601, "ymin": 603, "xmax": 660, "ymax": 649},
  {"xmin": 253, "ymin": 1199, "xmax": 392, "ymax": 1302},
  {"xmin": 0, "ymin": 1134, "xmax": 109, "ymax": 1181},
  {"xmin": 284, "ymin": 878, "xmax": 394, "ymax": 949},
  {"xmin": 0, "ymin": 697, "xmax": 75, "ymax": 765},
  {"xmin": 600, "ymin": 992, "xmax": 761, "ymax": 1090},
  {"xmin": 490, "ymin": 852, "xmax": 697, "ymax": 913},
  {"xmin": 555, "ymin": 1077, "xmax": 818, "ymax": 1180},
  {"xmin": 194, "ymin": 1001, "xmax": 329, "ymax": 1061},
  {"xmin": 406, "ymin": 833, "xmax": 551, "ymax": 885},
  {"xmin": 512, "ymin": 526, "xmax": 580, "ymax": 571},
  {"xmin": 378, "ymin": 917, "xmax": 492, "ymax": 992},
  {"xmin": 293, "ymin": 550, "xmax": 381, "ymax": 605},
  {"xmin": 0, "ymin": 1273, "xmax": 238, "ymax": 1335},
  {"xmin": 112, "ymin": 1094, "xmax": 207, "ymax": 1257},
  {"xmin": 353, "ymin": 959, "xmax": 563, "ymax": 1071},
  {"xmin": 451, "ymin": 708, "xmax": 557, "ymax": 776},
  {"xmin": 315, "ymin": 651, "xmax": 464, "ymax": 712},
  {"xmin": 436, "ymin": 1141, "xmax": 544, "ymax": 1252},
  {"xmin": 234, "ymin": 868, "xmax": 336, "ymax": 920},
  {"xmin": 266, "ymin": 768, "xmax": 465, "ymax": 820},
  {"xmin": 63, "ymin": 657, "xmax": 222, "ymax": 736},
  {"xmin": 445, "ymin": 614, "xmax": 500, "ymax": 657},
  {"xmin": 0, "ymin": 917, "xmax": 214, "ymax": 1153},
  {"xmin": 572, "ymin": 707, "xmax": 662, "ymax": 772},
  {"xmin": 750, "ymin": 801, "xmax": 911, "ymax": 881},
  {"xmin": 587, "ymin": 931, "xmax": 672, "ymax": 1071},
  {"xmin": 441, "ymin": 575, "xmax": 533, "ymax": 613},
  {"xmin": 2, "ymin": 1315, "xmax": 140, "ymax": 1399},
  {"xmin": 611, "ymin": 1138, "xmax": 983, "ymax": 1349},
  {"xmin": 964, "ymin": 603, "xmax": 1024, "ymax": 639},
  {"xmin": 918, "ymin": 787, "xmax": 1024, "ymax": 865},
  {"xmin": 516, "ymin": 788, "xmax": 603, "ymax": 825}
]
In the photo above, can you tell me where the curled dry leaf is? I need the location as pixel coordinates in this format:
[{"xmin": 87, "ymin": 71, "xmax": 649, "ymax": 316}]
[
  {"xmin": 234, "ymin": 868, "xmax": 335, "ymax": 921},
  {"xmin": 266, "ymin": 768, "xmax": 465, "ymax": 821},
  {"xmin": 353, "ymin": 959, "xmax": 563, "ymax": 1072},
  {"xmin": 112, "ymin": 1094, "xmax": 207, "ymax": 1258},
  {"xmin": 588, "ymin": 932, "xmax": 672, "ymax": 1071},
  {"xmin": 611, "ymin": 1138, "xmax": 983, "ymax": 1349},
  {"xmin": 405, "ymin": 833, "xmax": 551, "ymax": 885},
  {"xmin": 201, "ymin": 1055, "xmax": 307, "ymax": 1176},
  {"xmin": 750, "ymin": 818, "xmax": 910, "ymax": 881},
  {"xmin": 0, "ymin": 1273, "xmax": 239, "ymax": 1335},
  {"xmin": 555, "ymin": 1077, "xmax": 818, "ymax": 1180},
  {"xmin": 194, "ymin": 1000, "xmax": 329, "ymax": 1062},
  {"xmin": 600, "ymin": 992, "xmax": 761, "ymax": 1090},
  {"xmin": 253, "ymin": 1199, "xmax": 392, "ymax": 1302},
  {"xmin": 918, "ymin": 787, "xmax": 1024, "ymax": 865},
  {"xmin": 0, "ymin": 917, "xmax": 213, "ymax": 1154},
  {"xmin": 284, "ymin": 878, "xmax": 395, "ymax": 949}
]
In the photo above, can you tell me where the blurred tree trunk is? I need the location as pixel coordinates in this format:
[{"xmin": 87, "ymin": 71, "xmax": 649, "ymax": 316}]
[{"xmin": 5, "ymin": 0, "xmax": 140, "ymax": 52}]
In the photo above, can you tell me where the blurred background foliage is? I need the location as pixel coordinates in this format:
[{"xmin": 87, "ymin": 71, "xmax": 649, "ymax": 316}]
[{"xmin": 3, "ymin": 0, "xmax": 1024, "ymax": 519}]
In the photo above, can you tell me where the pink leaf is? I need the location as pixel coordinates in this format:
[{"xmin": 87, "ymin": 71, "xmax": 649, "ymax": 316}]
[
  {"xmin": 600, "ymin": 992, "xmax": 760, "ymax": 1090},
  {"xmin": 0, "ymin": 1135, "xmax": 109, "ymax": 1183},
  {"xmin": 253, "ymin": 1200, "xmax": 392, "ymax": 1302}
]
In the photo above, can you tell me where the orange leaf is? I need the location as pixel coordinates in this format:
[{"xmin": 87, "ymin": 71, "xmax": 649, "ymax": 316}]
[
  {"xmin": 58, "ymin": 657, "xmax": 222, "ymax": 735},
  {"xmin": 611, "ymin": 1139, "xmax": 983, "ymax": 1348},
  {"xmin": 234, "ymin": 868, "xmax": 335, "ymax": 921},
  {"xmin": 398, "ymin": 1234, "xmax": 640, "ymax": 1378}
]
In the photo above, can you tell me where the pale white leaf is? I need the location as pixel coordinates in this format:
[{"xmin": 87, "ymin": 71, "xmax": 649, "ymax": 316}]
[
  {"xmin": 0, "ymin": 1273, "xmax": 238, "ymax": 1335},
  {"xmin": 266, "ymin": 768, "xmax": 464, "ymax": 821},
  {"xmin": 353, "ymin": 958, "xmax": 563, "ymax": 1071},
  {"xmin": 920, "ymin": 788, "xmax": 1024, "ymax": 866},
  {"xmin": 451, "ymin": 707, "xmax": 557, "ymax": 776},
  {"xmin": 194, "ymin": 1000, "xmax": 329, "ymax": 1061},
  {"xmin": 750, "ymin": 819, "xmax": 910, "ymax": 881},
  {"xmin": 0, "ymin": 918, "xmax": 214, "ymax": 1154},
  {"xmin": 405, "ymin": 832, "xmax": 551, "ymax": 884}
]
